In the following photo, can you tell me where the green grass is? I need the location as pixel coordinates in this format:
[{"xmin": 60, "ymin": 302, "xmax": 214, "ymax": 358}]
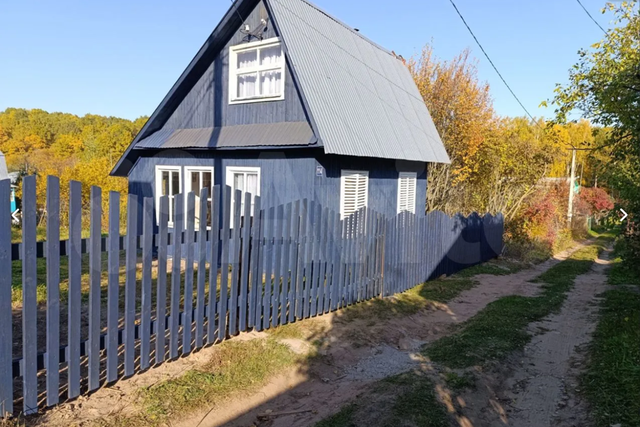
[
  {"xmin": 582, "ymin": 249, "xmax": 640, "ymax": 427},
  {"xmin": 608, "ymin": 239, "xmax": 640, "ymax": 286},
  {"xmin": 424, "ymin": 240, "xmax": 608, "ymax": 368},
  {"xmin": 454, "ymin": 259, "xmax": 525, "ymax": 277},
  {"xmin": 443, "ymin": 371, "xmax": 475, "ymax": 391},
  {"xmin": 315, "ymin": 372, "xmax": 449, "ymax": 427},
  {"xmin": 138, "ymin": 338, "xmax": 298, "ymax": 423},
  {"xmin": 339, "ymin": 276, "xmax": 476, "ymax": 322}
]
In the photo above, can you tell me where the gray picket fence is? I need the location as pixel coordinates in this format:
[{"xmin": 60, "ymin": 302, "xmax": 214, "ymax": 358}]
[{"xmin": 0, "ymin": 175, "xmax": 503, "ymax": 416}]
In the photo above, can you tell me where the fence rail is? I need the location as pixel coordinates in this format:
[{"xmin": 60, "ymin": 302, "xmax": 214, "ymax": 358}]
[{"xmin": 0, "ymin": 176, "xmax": 503, "ymax": 417}]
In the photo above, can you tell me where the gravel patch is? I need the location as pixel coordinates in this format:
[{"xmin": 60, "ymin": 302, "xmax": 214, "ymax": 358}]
[{"xmin": 344, "ymin": 345, "xmax": 425, "ymax": 381}]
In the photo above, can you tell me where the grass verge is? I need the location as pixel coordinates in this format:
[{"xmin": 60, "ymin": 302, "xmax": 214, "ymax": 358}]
[
  {"xmin": 581, "ymin": 242, "xmax": 640, "ymax": 427},
  {"xmin": 424, "ymin": 239, "xmax": 608, "ymax": 368},
  {"xmin": 98, "ymin": 338, "xmax": 300, "ymax": 426},
  {"xmin": 315, "ymin": 372, "xmax": 449, "ymax": 427}
]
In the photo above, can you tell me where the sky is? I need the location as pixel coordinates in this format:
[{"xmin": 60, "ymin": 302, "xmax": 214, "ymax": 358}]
[{"xmin": 0, "ymin": 0, "xmax": 618, "ymax": 121}]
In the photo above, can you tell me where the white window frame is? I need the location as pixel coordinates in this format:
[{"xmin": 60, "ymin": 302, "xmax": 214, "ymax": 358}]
[
  {"xmin": 228, "ymin": 37, "xmax": 285, "ymax": 104},
  {"xmin": 397, "ymin": 172, "xmax": 417, "ymax": 214},
  {"xmin": 339, "ymin": 170, "xmax": 369, "ymax": 219},
  {"xmin": 225, "ymin": 166, "xmax": 261, "ymax": 227},
  {"xmin": 185, "ymin": 166, "xmax": 214, "ymax": 229},
  {"xmin": 155, "ymin": 165, "xmax": 182, "ymax": 227}
]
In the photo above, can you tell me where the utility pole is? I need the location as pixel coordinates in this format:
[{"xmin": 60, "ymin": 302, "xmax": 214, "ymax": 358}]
[{"xmin": 567, "ymin": 147, "xmax": 577, "ymax": 226}]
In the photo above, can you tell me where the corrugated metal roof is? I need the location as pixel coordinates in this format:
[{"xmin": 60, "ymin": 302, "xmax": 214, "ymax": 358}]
[
  {"xmin": 135, "ymin": 122, "xmax": 315, "ymax": 149},
  {"xmin": 266, "ymin": 0, "xmax": 450, "ymax": 164}
]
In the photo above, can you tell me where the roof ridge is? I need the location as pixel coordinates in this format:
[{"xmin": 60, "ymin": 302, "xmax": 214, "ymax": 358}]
[{"xmin": 280, "ymin": 0, "xmax": 396, "ymax": 57}]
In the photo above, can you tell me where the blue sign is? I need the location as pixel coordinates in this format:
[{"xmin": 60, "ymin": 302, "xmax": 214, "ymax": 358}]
[{"xmin": 316, "ymin": 165, "xmax": 324, "ymax": 177}]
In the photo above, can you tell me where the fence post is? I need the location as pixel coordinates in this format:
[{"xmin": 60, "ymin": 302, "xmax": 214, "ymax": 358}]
[{"xmin": 0, "ymin": 179, "xmax": 13, "ymax": 416}]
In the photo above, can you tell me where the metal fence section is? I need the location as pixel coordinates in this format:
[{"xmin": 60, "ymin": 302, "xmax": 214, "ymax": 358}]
[{"xmin": 0, "ymin": 177, "xmax": 503, "ymax": 416}]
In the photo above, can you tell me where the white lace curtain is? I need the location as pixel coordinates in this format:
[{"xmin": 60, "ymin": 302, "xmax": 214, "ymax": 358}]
[{"xmin": 236, "ymin": 44, "xmax": 282, "ymax": 98}]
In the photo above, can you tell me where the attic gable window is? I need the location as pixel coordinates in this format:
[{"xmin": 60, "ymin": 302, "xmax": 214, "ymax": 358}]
[
  {"xmin": 229, "ymin": 37, "xmax": 285, "ymax": 104},
  {"xmin": 340, "ymin": 170, "xmax": 369, "ymax": 219},
  {"xmin": 397, "ymin": 172, "xmax": 417, "ymax": 214}
]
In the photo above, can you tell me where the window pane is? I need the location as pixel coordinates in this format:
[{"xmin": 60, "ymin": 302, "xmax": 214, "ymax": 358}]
[
  {"xmin": 259, "ymin": 45, "xmax": 281, "ymax": 66},
  {"xmin": 260, "ymin": 70, "xmax": 282, "ymax": 96},
  {"xmin": 246, "ymin": 173, "xmax": 258, "ymax": 196},
  {"xmin": 161, "ymin": 171, "xmax": 169, "ymax": 196},
  {"xmin": 190, "ymin": 171, "xmax": 200, "ymax": 195},
  {"xmin": 203, "ymin": 172, "xmax": 212, "ymax": 193},
  {"xmin": 237, "ymin": 50, "xmax": 257, "ymax": 69},
  {"xmin": 171, "ymin": 171, "xmax": 180, "ymax": 195},
  {"xmin": 234, "ymin": 173, "xmax": 245, "ymax": 193},
  {"xmin": 237, "ymin": 73, "xmax": 257, "ymax": 98}
]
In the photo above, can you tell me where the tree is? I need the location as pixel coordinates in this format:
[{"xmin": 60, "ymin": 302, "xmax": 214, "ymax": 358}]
[
  {"xmin": 550, "ymin": 1, "xmax": 640, "ymax": 262},
  {"xmin": 408, "ymin": 44, "xmax": 497, "ymax": 213}
]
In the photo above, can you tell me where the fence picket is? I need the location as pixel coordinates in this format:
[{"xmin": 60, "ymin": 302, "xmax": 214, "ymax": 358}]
[
  {"xmin": 207, "ymin": 186, "xmax": 221, "ymax": 344},
  {"xmin": 156, "ymin": 196, "xmax": 169, "ymax": 363},
  {"xmin": 195, "ymin": 188, "xmax": 209, "ymax": 349},
  {"xmin": 288, "ymin": 200, "xmax": 300, "ymax": 323},
  {"xmin": 45, "ymin": 176, "xmax": 60, "ymax": 406},
  {"xmin": 67, "ymin": 181, "xmax": 82, "ymax": 398},
  {"xmin": 272, "ymin": 204, "xmax": 284, "ymax": 328},
  {"xmin": 170, "ymin": 193, "xmax": 184, "ymax": 359},
  {"xmin": 239, "ymin": 192, "xmax": 252, "ymax": 332},
  {"xmin": 263, "ymin": 207, "xmax": 275, "ymax": 329},
  {"xmin": 249, "ymin": 196, "xmax": 262, "ymax": 329},
  {"xmin": 124, "ymin": 194, "xmax": 138, "ymax": 375},
  {"xmin": 229, "ymin": 190, "xmax": 242, "ymax": 335},
  {"xmin": 218, "ymin": 187, "xmax": 231, "ymax": 340},
  {"xmin": 141, "ymin": 197, "xmax": 153, "ymax": 369},
  {"xmin": 310, "ymin": 203, "xmax": 322, "ymax": 316},
  {"xmin": 280, "ymin": 203, "xmax": 292, "ymax": 325},
  {"xmin": 21, "ymin": 176, "xmax": 37, "ymax": 414},
  {"xmin": 295, "ymin": 200, "xmax": 308, "ymax": 320},
  {"xmin": 0, "ymin": 179, "xmax": 12, "ymax": 416},
  {"xmin": 88, "ymin": 186, "xmax": 102, "ymax": 392},
  {"xmin": 106, "ymin": 191, "xmax": 120, "ymax": 382},
  {"xmin": 182, "ymin": 192, "xmax": 195, "ymax": 355}
]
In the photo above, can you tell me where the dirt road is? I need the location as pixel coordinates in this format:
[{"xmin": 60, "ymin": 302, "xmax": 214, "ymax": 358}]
[
  {"xmin": 184, "ymin": 243, "xmax": 596, "ymax": 427},
  {"xmin": 455, "ymin": 246, "xmax": 612, "ymax": 427}
]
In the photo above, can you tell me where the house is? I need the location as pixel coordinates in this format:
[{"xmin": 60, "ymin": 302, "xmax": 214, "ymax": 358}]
[{"xmin": 111, "ymin": 0, "xmax": 450, "ymax": 226}]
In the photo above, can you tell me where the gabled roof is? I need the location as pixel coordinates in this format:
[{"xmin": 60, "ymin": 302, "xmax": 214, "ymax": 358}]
[
  {"xmin": 268, "ymin": 0, "xmax": 449, "ymax": 164},
  {"xmin": 111, "ymin": 0, "xmax": 449, "ymax": 176}
]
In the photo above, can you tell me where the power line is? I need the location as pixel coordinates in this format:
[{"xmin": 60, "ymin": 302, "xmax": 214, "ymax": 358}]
[
  {"xmin": 447, "ymin": 0, "xmax": 537, "ymax": 123},
  {"xmin": 574, "ymin": 0, "xmax": 607, "ymax": 34}
]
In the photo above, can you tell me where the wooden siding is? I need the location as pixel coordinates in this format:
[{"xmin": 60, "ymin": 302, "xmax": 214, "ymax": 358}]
[
  {"xmin": 162, "ymin": 0, "xmax": 310, "ymax": 130},
  {"xmin": 127, "ymin": 149, "xmax": 427, "ymax": 226}
]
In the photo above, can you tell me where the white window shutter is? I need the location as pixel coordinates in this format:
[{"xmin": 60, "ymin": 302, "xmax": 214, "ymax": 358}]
[
  {"xmin": 340, "ymin": 170, "xmax": 369, "ymax": 219},
  {"xmin": 397, "ymin": 172, "xmax": 417, "ymax": 214}
]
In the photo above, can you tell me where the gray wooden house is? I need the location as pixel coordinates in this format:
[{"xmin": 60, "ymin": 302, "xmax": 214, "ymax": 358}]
[{"xmin": 111, "ymin": 0, "xmax": 450, "ymax": 226}]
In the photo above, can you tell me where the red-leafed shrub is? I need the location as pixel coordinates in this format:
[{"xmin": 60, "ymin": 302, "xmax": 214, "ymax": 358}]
[{"xmin": 575, "ymin": 187, "xmax": 614, "ymax": 220}]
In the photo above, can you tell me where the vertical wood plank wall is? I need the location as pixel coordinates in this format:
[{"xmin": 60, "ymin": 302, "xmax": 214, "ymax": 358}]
[{"xmin": 1, "ymin": 177, "xmax": 504, "ymax": 416}]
